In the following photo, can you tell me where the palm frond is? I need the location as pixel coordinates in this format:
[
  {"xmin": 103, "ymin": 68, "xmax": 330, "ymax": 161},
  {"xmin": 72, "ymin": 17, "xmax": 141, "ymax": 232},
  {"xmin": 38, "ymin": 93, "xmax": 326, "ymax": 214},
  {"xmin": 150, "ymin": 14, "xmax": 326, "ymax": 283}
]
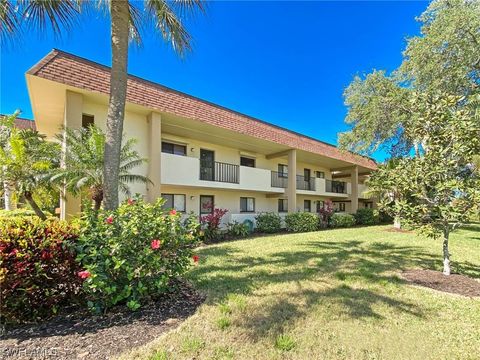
[
  {"xmin": 21, "ymin": 0, "xmax": 81, "ymax": 35},
  {"xmin": 0, "ymin": 0, "xmax": 21, "ymax": 44}
]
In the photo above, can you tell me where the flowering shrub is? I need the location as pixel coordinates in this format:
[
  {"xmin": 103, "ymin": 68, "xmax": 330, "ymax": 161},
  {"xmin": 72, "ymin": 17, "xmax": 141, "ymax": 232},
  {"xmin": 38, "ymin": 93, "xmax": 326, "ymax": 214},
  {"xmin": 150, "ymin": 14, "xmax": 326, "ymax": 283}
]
[
  {"xmin": 200, "ymin": 207, "xmax": 228, "ymax": 242},
  {"xmin": 318, "ymin": 200, "xmax": 335, "ymax": 228},
  {"xmin": 77, "ymin": 196, "xmax": 200, "ymax": 312},
  {"xmin": 285, "ymin": 212, "xmax": 319, "ymax": 232},
  {"xmin": 255, "ymin": 212, "xmax": 282, "ymax": 233},
  {"xmin": 0, "ymin": 217, "xmax": 81, "ymax": 323}
]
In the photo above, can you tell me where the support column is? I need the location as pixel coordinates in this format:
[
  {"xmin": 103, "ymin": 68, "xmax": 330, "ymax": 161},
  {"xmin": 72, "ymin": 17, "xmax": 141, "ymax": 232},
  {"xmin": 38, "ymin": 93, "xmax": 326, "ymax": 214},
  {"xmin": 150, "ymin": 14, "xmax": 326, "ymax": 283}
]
[
  {"xmin": 287, "ymin": 149, "xmax": 297, "ymax": 212},
  {"xmin": 60, "ymin": 91, "xmax": 83, "ymax": 220},
  {"xmin": 146, "ymin": 112, "xmax": 162, "ymax": 202},
  {"xmin": 351, "ymin": 165, "xmax": 359, "ymax": 213}
]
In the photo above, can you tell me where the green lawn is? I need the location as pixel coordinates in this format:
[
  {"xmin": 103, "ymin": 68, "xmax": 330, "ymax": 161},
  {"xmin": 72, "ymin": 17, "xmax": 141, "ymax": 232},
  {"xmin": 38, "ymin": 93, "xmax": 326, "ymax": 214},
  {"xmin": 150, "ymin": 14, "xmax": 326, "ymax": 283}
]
[{"xmin": 123, "ymin": 225, "xmax": 480, "ymax": 360}]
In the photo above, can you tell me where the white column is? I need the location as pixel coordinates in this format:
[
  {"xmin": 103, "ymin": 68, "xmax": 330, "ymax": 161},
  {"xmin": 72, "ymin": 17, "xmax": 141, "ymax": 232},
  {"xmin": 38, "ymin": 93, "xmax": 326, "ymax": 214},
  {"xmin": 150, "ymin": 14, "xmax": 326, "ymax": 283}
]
[
  {"xmin": 287, "ymin": 149, "xmax": 297, "ymax": 212},
  {"xmin": 147, "ymin": 112, "xmax": 162, "ymax": 202},
  {"xmin": 60, "ymin": 91, "xmax": 83, "ymax": 220},
  {"xmin": 351, "ymin": 165, "xmax": 359, "ymax": 213}
]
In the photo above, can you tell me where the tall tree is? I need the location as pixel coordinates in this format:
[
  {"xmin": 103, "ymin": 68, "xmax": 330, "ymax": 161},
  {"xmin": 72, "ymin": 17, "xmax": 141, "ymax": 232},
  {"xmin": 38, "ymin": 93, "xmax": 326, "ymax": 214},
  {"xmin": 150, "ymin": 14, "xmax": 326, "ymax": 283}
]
[
  {"xmin": 367, "ymin": 94, "xmax": 480, "ymax": 275},
  {"xmin": 1, "ymin": 0, "xmax": 206, "ymax": 210},
  {"xmin": 339, "ymin": 0, "xmax": 480, "ymax": 156},
  {"xmin": 52, "ymin": 126, "xmax": 150, "ymax": 211}
]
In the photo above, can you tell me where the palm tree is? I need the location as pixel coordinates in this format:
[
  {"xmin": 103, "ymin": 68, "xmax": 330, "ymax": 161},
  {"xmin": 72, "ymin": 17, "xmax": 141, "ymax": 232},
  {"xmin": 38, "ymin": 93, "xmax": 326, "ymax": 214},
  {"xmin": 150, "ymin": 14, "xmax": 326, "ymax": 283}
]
[
  {"xmin": 0, "ymin": 124, "xmax": 60, "ymax": 220},
  {"xmin": 52, "ymin": 126, "xmax": 151, "ymax": 211},
  {"xmin": 1, "ymin": 0, "xmax": 205, "ymax": 210}
]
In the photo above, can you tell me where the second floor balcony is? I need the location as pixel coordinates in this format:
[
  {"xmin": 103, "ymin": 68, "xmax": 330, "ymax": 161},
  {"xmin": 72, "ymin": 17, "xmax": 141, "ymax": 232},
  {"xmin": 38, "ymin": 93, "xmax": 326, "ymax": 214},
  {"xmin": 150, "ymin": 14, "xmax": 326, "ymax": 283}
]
[{"xmin": 161, "ymin": 153, "xmax": 353, "ymax": 197}]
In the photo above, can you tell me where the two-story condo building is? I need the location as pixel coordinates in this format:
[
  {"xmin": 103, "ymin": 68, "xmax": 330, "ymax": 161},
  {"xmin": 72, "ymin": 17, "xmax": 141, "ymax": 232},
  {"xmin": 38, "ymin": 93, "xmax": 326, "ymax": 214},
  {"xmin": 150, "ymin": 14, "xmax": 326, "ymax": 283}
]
[{"xmin": 26, "ymin": 50, "xmax": 377, "ymax": 223}]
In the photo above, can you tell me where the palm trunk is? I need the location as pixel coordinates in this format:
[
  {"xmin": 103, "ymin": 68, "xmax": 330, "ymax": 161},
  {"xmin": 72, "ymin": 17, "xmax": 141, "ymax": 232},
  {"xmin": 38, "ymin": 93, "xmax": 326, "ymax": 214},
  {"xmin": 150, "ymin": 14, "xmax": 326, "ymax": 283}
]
[
  {"xmin": 24, "ymin": 191, "xmax": 46, "ymax": 220},
  {"xmin": 442, "ymin": 226, "xmax": 450, "ymax": 275},
  {"xmin": 3, "ymin": 179, "xmax": 16, "ymax": 210},
  {"xmin": 91, "ymin": 185, "xmax": 103, "ymax": 211},
  {"xmin": 103, "ymin": 0, "xmax": 130, "ymax": 211}
]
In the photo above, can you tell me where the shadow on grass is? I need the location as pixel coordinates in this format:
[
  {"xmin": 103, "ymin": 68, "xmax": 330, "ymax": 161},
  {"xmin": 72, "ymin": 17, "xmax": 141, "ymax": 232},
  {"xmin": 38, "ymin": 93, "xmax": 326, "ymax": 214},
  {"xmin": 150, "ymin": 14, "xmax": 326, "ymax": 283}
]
[{"xmin": 190, "ymin": 231, "xmax": 480, "ymax": 340}]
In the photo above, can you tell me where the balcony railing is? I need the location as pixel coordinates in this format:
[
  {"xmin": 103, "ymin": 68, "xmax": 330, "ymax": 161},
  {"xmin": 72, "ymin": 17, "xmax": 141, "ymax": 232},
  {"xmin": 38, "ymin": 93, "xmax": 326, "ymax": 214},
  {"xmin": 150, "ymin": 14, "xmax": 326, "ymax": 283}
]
[
  {"xmin": 271, "ymin": 172, "xmax": 316, "ymax": 191},
  {"xmin": 296, "ymin": 175, "xmax": 316, "ymax": 191},
  {"xmin": 325, "ymin": 179, "xmax": 347, "ymax": 194},
  {"xmin": 200, "ymin": 161, "xmax": 239, "ymax": 184},
  {"xmin": 271, "ymin": 171, "xmax": 289, "ymax": 188}
]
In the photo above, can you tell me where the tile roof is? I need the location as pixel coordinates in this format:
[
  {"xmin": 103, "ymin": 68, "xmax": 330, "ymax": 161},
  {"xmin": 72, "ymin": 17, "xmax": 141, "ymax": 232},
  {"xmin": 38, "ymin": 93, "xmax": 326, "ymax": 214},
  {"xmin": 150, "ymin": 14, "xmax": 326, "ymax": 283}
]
[
  {"xmin": 28, "ymin": 49, "xmax": 376, "ymax": 170},
  {"xmin": 14, "ymin": 117, "xmax": 36, "ymax": 130}
]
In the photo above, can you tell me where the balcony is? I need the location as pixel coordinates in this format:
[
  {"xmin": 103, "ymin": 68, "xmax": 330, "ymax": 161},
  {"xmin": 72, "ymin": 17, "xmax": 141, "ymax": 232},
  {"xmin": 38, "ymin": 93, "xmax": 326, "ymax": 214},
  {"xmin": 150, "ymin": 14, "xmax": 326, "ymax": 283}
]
[
  {"xmin": 200, "ymin": 161, "xmax": 239, "ymax": 184},
  {"xmin": 270, "ymin": 172, "xmax": 316, "ymax": 191},
  {"xmin": 325, "ymin": 179, "xmax": 347, "ymax": 194}
]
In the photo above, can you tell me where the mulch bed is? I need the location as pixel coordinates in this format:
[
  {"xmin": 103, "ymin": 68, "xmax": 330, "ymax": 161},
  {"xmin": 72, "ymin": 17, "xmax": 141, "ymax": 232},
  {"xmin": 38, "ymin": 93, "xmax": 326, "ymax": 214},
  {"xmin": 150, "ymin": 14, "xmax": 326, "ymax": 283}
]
[
  {"xmin": 402, "ymin": 269, "xmax": 480, "ymax": 297},
  {"xmin": 0, "ymin": 282, "xmax": 205, "ymax": 360}
]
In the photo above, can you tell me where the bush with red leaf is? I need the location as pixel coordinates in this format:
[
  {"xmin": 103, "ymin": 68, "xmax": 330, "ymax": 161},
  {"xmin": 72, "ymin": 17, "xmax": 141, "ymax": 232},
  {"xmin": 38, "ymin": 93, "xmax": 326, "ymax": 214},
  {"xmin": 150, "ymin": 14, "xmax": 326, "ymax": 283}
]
[
  {"xmin": 200, "ymin": 207, "xmax": 228, "ymax": 242},
  {"xmin": 0, "ymin": 217, "xmax": 82, "ymax": 323}
]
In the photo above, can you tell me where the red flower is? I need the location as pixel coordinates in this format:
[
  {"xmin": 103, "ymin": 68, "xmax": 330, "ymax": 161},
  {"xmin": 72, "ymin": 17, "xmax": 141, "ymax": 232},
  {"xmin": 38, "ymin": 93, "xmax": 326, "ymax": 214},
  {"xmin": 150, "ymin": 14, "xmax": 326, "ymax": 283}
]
[
  {"xmin": 105, "ymin": 216, "xmax": 114, "ymax": 224},
  {"xmin": 127, "ymin": 198, "xmax": 135, "ymax": 205},
  {"xmin": 169, "ymin": 209, "xmax": 177, "ymax": 216},
  {"xmin": 151, "ymin": 239, "xmax": 161, "ymax": 250},
  {"xmin": 9, "ymin": 249, "xmax": 18, "ymax": 257},
  {"xmin": 78, "ymin": 270, "xmax": 91, "ymax": 279},
  {"xmin": 192, "ymin": 255, "xmax": 200, "ymax": 263}
]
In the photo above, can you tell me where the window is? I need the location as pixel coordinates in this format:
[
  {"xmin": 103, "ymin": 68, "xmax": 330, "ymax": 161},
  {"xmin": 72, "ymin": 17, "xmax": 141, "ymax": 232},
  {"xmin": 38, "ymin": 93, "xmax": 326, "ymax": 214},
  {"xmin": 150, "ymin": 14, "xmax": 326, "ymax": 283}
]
[
  {"xmin": 162, "ymin": 141, "xmax": 187, "ymax": 156},
  {"xmin": 316, "ymin": 200, "xmax": 325, "ymax": 213},
  {"xmin": 304, "ymin": 200, "xmax": 311, "ymax": 212},
  {"xmin": 339, "ymin": 202, "xmax": 346, "ymax": 212},
  {"xmin": 200, "ymin": 195, "xmax": 214, "ymax": 214},
  {"xmin": 240, "ymin": 197, "xmax": 255, "ymax": 212},
  {"xmin": 82, "ymin": 114, "xmax": 94, "ymax": 128},
  {"xmin": 315, "ymin": 171, "xmax": 325, "ymax": 179},
  {"xmin": 278, "ymin": 199, "xmax": 288, "ymax": 212},
  {"xmin": 364, "ymin": 202, "xmax": 373, "ymax": 209},
  {"xmin": 240, "ymin": 157, "xmax": 255, "ymax": 168},
  {"xmin": 162, "ymin": 194, "xmax": 186, "ymax": 212},
  {"xmin": 278, "ymin": 164, "xmax": 288, "ymax": 178}
]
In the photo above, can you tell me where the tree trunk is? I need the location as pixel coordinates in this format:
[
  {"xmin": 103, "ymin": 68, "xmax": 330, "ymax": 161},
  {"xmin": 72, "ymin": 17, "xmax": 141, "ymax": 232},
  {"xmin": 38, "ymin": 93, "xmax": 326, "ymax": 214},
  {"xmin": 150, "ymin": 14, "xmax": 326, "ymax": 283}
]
[
  {"xmin": 24, "ymin": 191, "xmax": 46, "ymax": 220},
  {"xmin": 103, "ymin": 0, "xmax": 130, "ymax": 211},
  {"xmin": 394, "ymin": 216, "xmax": 401, "ymax": 229},
  {"xmin": 91, "ymin": 185, "xmax": 103, "ymax": 211},
  {"xmin": 3, "ymin": 179, "xmax": 16, "ymax": 210},
  {"xmin": 442, "ymin": 227, "xmax": 451, "ymax": 276}
]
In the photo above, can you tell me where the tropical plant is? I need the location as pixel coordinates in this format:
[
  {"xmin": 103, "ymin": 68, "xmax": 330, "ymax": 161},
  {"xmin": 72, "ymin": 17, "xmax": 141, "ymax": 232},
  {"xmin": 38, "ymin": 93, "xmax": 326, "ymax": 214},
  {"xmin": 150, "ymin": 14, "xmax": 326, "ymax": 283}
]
[
  {"xmin": 1, "ymin": 0, "xmax": 206, "ymax": 210},
  {"xmin": 0, "ymin": 115, "xmax": 60, "ymax": 220},
  {"xmin": 226, "ymin": 221, "xmax": 250, "ymax": 238},
  {"xmin": 0, "ymin": 216, "xmax": 81, "ymax": 323},
  {"xmin": 318, "ymin": 199, "xmax": 334, "ymax": 228},
  {"xmin": 77, "ymin": 196, "xmax": 200, "ymax": 312},
  {"xmin": 52, "ymin": 126, "xmax": 150, "ymax": 210},
  {"xmin": 200, "ymin": 207, "xmax": 228, "ymax": 242}
]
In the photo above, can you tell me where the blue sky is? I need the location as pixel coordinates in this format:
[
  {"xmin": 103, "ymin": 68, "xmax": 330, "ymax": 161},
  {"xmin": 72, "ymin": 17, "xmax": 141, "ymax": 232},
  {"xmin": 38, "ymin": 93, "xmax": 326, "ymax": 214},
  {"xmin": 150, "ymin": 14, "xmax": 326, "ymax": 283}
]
[{"xmin": 0, "ymin": 1, "xmax": 428, "ymax": 161}]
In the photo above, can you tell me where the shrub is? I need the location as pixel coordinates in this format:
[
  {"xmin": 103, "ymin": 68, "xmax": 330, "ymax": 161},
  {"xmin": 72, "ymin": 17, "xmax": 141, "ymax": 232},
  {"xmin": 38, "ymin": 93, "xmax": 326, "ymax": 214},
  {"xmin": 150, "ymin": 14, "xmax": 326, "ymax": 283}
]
[
  {"xmin": 0, "ymin": 217, "xmax": 81, "ymax": 323},
  {"xmin": 255, "ymin": 212, "xmax": 282, "ymax": 233},
  {"xmin": 0, "ymin": 208, "xmax": 36, "ymax": 218},
  {"xmin": 318, "ymin": 200, "xmax": 335, "ymax": 228},
  {"xmin": 200, "ymin": 208, "xmax": 228, "ymax": 242},
  {"xmin": 285, "ymin": 212, "xmax": 319, "ymax": 233},
  {"xmin": 330, "ymin": 213, "xmax": 356, "ymax": 228},
  {"xmin": 77, "ymin": 196, "xmax": 201, "ymax": 313},
  {"xmin": 226, "ymin": 221, "xmax": 250, "ymax": 238},
  {"xmin": 354, "ymin": 208, "xmax": 380, "ymax": 225}
]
